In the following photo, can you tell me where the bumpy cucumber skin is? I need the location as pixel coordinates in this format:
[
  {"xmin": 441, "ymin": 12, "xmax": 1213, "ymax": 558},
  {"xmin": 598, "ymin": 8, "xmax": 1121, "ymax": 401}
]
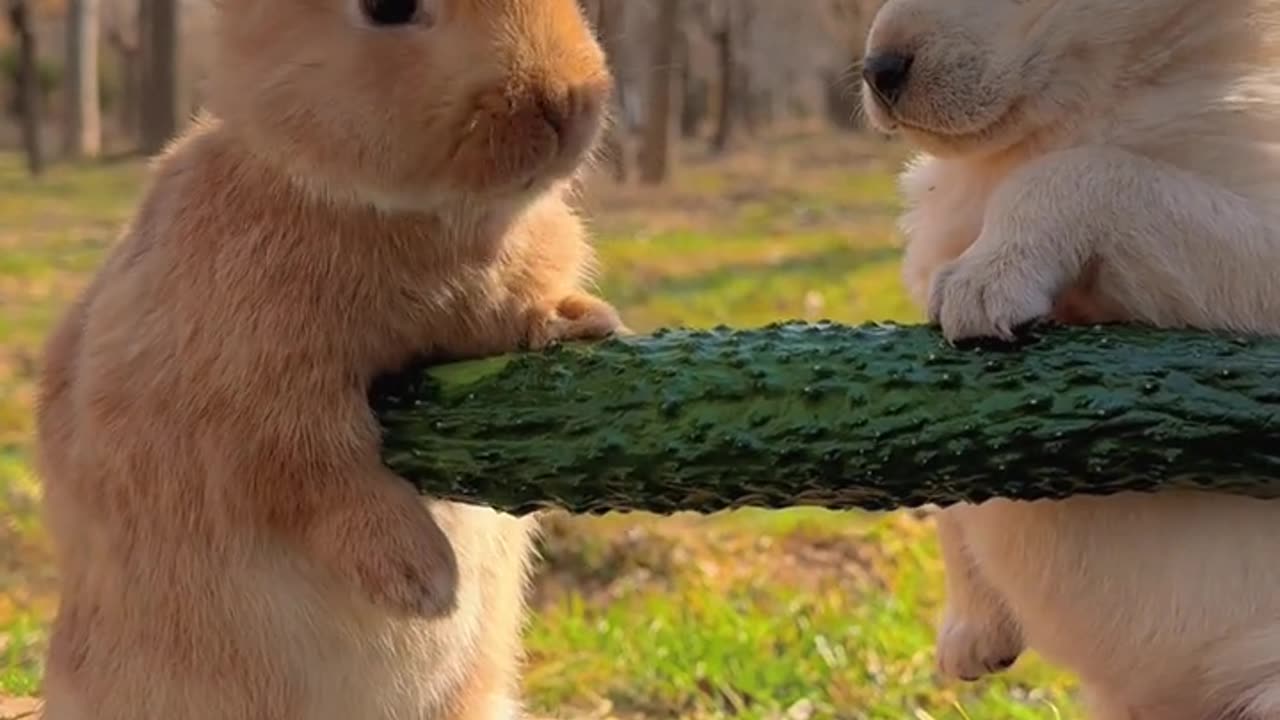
[{"xmin": 369, "ymin": 321, "xmax": 1280, "ymax": 516}]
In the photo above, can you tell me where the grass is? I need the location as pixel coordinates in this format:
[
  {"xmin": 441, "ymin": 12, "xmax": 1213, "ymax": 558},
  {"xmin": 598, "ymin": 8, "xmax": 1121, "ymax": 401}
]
[{"xmin": 0, "ymin": 125, "xmax": 1081, "ymax": 719}]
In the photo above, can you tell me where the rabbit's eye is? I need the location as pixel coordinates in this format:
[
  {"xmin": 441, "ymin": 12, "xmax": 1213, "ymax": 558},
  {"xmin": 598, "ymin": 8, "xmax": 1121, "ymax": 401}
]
[{"xmin": 361, "ymin": 0, "xmax": 418, "ymax": 25}]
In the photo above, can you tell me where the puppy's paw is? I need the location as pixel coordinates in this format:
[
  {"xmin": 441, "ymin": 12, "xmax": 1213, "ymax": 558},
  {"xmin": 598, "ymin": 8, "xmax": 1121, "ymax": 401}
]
[
  {"xmin": 309, "ymin": 491, "xmax": 458, "ymax": 617},
  {"xmin": 936, "ymin": 613, "xmax": 1024, "ymax": 682},
  {"xmin": 525, "ymin": 292, "xmax": 627, "ymax": 350},
  {"xmin": 927, "ymin": 255, "xmax": 1055, "ymax": 343}
]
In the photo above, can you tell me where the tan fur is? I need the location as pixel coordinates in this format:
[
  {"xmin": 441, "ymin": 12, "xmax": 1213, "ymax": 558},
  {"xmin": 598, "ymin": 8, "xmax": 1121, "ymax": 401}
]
[
  {"xmin": 861, "ymin": 0, "xmax": 1280, "ymax": 717},
  {"xmin": 33, "ymin": 1, "xmax": 621, "ymax": 718}
]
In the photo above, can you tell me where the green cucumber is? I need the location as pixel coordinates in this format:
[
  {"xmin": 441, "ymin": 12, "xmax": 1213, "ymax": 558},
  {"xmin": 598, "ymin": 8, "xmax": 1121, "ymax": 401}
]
[{"xmin": 371, "ymin": 321, "xmax": 1280, "ymax": 515}]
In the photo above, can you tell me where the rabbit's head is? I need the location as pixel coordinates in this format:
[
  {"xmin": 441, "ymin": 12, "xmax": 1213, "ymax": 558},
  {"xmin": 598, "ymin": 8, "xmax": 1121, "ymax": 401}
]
[{"xmin": 208, "ymin": 0, "xmax": 611, "ymax": 211}]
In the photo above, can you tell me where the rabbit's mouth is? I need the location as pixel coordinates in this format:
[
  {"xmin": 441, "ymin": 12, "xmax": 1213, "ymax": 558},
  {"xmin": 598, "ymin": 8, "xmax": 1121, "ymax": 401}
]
[{"xmin": 446, "ymin": 81, "xmax": 606, "ymax": 196}]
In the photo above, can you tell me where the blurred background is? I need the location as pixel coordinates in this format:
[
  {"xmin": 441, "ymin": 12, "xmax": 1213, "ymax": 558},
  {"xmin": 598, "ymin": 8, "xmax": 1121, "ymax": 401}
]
[{"xmin": 0, "ymin": 0, "xmax": 1080, "ymax": 718}]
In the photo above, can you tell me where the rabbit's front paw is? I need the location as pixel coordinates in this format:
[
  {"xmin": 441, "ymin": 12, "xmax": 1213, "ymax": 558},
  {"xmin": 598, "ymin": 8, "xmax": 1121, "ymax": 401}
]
[
  {"xmin": 309, "ymin": 492, "xmax": 458, "ymax": 617},
  {"xmin": 525, "ymin": 292, "xmax": 627, "ymax": 350}
]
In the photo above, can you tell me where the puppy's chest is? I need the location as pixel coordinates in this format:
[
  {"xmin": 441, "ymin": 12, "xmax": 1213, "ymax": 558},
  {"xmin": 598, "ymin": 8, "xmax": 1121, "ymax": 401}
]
[{"xmin": 898, "ymin": 156, "xmax": 1002, "ymax": 254}]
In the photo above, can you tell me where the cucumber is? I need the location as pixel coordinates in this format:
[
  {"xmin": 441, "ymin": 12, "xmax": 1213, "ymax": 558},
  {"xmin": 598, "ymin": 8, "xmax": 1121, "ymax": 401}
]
[{"xmin": 370, "ymin": 321, "xmax": 1280, "ymax": 515}]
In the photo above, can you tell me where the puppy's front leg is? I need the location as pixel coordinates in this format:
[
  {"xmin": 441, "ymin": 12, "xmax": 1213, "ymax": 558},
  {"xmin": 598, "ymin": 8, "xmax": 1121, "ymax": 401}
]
[
  {"xmin": 928, "ymin": 146, "xmax": 1280, "ymax": 341},
  {"xmin": 934, "ymin": 506, "xmax": 1024, "ymax": 681}
]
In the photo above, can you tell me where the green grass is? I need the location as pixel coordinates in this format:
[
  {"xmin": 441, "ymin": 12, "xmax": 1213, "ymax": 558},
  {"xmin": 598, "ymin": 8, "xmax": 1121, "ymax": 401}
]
[
  {"xmin": 528, "ymin": 511, "xmax": 1075, "ymax": 720},
  {"xmin": 0, "ymin": 131, "xmax": 1081, "ymax": 718}
]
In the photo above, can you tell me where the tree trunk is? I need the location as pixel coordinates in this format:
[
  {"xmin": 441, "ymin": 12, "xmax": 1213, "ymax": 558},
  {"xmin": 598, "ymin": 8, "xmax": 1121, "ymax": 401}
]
[
  {"xmin": 638, "ymin": 0, "xmax": 679, "ymax": 185},
  {"xmin": 824, "ymin": 68, "xmax": 862, "ymax": 131},
  {"xmin": 372, "ymin": 322, "xmax": 1280, "ymax": 515},
  {"xmin": 734, "ymin": 67, "xmax": 754, "ymax": 137},
  {"xmin": 8, "ymin": 0, "xmax": 44, "ymax": 176},
  {"xmin": 63, "ymin": 0, "xmax": 102, "ymax": 158},
  {"xmin": 676, "ymin": 30, "xmax": 706, "ymax": 140},
  {"xmin": 589, "ymin": 0, "xmax": 628, "ymax": 183},
  {"xmin": 138, "ymin": 0, "xmax": 180, "ymax": 155},
  {"xmin": 709, "ymin": 18, "xmax": 734, "ymax": 153},
  {"xmin": 732, "ymin": 3, "xmax": 755, "ymax": 137},
  {"xmin": 821, "ymin": 0, "xmax": 881, "ymax": 131},
  {"xmin": 107, "ymin": 26, "xmax": 140, "ymax": 143},
  {"xmin": 750, "ymin": 89, "xmax": 774, "ymax": 129}
]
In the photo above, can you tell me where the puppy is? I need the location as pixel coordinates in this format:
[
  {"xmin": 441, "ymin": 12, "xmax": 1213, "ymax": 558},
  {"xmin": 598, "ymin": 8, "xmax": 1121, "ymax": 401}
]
[{"xmin": 861, "ymin": 0, "xmax": 1280, "ymax": 717}]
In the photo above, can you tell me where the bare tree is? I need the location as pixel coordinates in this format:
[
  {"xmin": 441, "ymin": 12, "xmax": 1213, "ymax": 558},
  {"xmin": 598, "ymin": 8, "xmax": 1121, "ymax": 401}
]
[
  {"xmin": 583, "ymin": 0, "xmax": 630, "ymax": 182},
  {"xmin": 105, "ymin": 0, "xmax": 141, "ymax": 143},
  {"xmin": 820, "ymin": 0, "xmax": 885, "ymax": 129},
  {"xmin": 564, "ymin": 0, "xmax": 891, "ymax": 173},
  {"xmin": 708, "ymin": 0, "xmax": 734, "ymax": 153},
  {"xmin": 638, "ymin": 0, "xmax": 680, "ymax": 184},
  {"xmin": 823, "ymin": 68, "xmax": 862, "ymax": 130},
  {"xmin": 64, "ymin": 0, "xmax": 103, "ymax": 158},
  {"xmin": 138, "ymin": 0, "xmax": 180, "ymax": 154},
  {"xmin": 676, "ymin": 29, "xmax": 699, "ymax": 139},
  {"xmin": 8, "ymin": 0, "xmax": 44, "ymax": 175},
  {"xmin": 733, "ymin": 2, "xmax": 760, "ymax": 136}
]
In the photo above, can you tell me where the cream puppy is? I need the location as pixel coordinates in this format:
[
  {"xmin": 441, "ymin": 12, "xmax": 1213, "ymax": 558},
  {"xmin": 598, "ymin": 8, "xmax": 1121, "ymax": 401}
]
[{"xmin": 860, "ymin": 0, "xmax": 1280, "ymax": 717}]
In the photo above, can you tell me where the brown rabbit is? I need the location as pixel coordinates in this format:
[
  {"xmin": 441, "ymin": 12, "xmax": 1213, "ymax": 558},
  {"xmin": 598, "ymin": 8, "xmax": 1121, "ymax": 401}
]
[{"xmin": 33, "ymin": 1, "xmax": 621, "ymax": 718}]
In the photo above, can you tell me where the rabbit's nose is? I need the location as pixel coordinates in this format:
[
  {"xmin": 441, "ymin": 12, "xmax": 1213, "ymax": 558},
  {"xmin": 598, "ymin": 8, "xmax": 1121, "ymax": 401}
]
[
  {"xmin": 537, "ymin": 95, "xmax": 570, "ymax": 143},
  {"xmin": 537, "ymin": 80, "xmax": 608, "ymax": 150}
]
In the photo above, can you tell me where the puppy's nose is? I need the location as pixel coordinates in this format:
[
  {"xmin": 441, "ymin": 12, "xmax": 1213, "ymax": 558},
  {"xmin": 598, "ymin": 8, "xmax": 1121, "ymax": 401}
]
[{"xmin": 862, "ymin": 52, "xmax": 913, "ymax": 104}]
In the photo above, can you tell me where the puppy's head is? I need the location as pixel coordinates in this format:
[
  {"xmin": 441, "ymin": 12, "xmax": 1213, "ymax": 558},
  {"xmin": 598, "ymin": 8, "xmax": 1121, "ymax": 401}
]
[{"xmin": 859, "ymin": 0, "xmax": 1162, "ymax": 156}]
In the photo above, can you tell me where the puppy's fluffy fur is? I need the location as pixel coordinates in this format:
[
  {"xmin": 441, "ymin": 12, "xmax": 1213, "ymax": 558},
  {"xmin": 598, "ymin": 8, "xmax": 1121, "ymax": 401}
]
[
  {"xmin": 34, "ymin": 1, "xmax": 621, "ymax": 718},
  {"xmin": 862, "ymin": 0, "xmax": 1280, "ymax": 717}
]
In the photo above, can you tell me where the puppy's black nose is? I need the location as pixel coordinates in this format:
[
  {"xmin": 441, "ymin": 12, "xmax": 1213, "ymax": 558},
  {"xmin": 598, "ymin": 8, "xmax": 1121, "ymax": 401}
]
[{"xmin": 862, "ymin": 52, "xmax": 913, "ymax": 104}]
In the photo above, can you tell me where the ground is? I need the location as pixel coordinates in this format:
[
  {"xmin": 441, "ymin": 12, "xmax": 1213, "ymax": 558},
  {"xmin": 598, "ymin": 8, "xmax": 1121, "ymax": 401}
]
[{"xmin": 0, "ymin": 125, "xmax": 1081, "ymax": 719}]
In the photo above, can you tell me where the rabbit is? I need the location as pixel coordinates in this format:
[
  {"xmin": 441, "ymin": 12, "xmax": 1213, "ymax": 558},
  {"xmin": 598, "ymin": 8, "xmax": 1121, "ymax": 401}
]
[
  {"xmin": 860, "ymin": 0, "xmax": 1280, "ymax": 717},
  {"xmin": 32, "ymin": 1, "xmax": 623, "ymax": 718}
]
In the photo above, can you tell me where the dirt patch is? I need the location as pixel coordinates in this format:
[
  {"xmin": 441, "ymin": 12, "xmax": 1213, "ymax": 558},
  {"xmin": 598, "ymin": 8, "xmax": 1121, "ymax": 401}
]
[{"xmin": 529, "ymin": 510, "xmax": 901, "ymax": 609}]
